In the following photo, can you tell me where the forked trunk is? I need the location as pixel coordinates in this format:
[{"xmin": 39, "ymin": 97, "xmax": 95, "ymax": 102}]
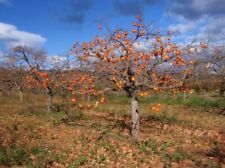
[{"xmin": 131, "ymin": 95, "xmax": 139, "ymax": 142}]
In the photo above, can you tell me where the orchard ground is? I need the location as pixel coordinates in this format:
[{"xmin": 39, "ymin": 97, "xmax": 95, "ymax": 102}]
[{"xmin": 0, "ymin": 91, "xmax": 225, "ymax": 167}]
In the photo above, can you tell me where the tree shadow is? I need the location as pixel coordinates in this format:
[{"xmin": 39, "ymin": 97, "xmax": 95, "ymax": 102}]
[
  {"xmin": 206, "ymin": 145, "xmax": 225, "ymax": 164},
  {"xmin": 104, "ymin": 113, "xmax": 132, "ymax": 134}
]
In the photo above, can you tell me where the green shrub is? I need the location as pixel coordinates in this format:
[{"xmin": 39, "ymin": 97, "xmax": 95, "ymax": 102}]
[
  {"xmin": 8, "ymin": 145, "xmax": 29, "ymax": 166},
  {"xmin": 139, "ymin": 139, "xmax": 158, "ymax": 154},
  {"xmin": 69, "ymin": 154, "xmax": 87, "ymax": 167},
  {"xmin": 0, "ymin": 147, "xmax": 10, "ymax": 165},
  {"xmin": 170, "ymin": 149, "xmax": 188, "ymax": 163}
]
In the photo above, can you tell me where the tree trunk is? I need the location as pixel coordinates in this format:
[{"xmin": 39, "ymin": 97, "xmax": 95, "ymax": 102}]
[
  {"xmin": 219, "ymin": 80, "xmax": 225, "ymax": 96},
  {"xmin": 131, "ymin": 95, "xmax": 139, "ymax": 142},
  {"xmin": 46, "ymin": 87, "xmax": 53, "ymax": 112},
  {"xmin": 19, "ymin": 87, "xmax": 23, "ymax": 104},
  {"xmin": 183, "ymin": 93, "xmax": 187, "ymax": 99}
]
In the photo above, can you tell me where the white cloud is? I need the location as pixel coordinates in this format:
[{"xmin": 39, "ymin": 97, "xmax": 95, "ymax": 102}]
[
  {"xmin": 197, "ymin": 16, "xmax": 225, "ymax": 43},
  {"xmin": 191, "ymin": 0, "xmax": 211, "ymax": 12},
  {"xmin": 48, "ymin": 55, "xmax": 66, "ymax": 65},
  {"xmin": 167, "ymin": 0, "xmax": 225, "ymax": 45},
  {"xmin": 0, "ymin": 51, "xmax": 3, "ymax": 57},
  {"xmin": 0, "ymin": 22, "xmax": 46, "ymax": 48},
  {"xmin": 0, "ymin": 0, "xmax": 9, "ymax": 4},
  {"xmin": 0, "ymin": 51, "xmax": 6, "ymax": 63},
  {"xmin": 134, "ymin": 41, "xmax": 150, "ymax": 52},
  {"xmin": 134, "ymin": 39, "xmax": 154, "ymax": 52},
  {"xmin": 47, "ymin": 55, "xmax": 72, "ymax": 69},
  {"xmin": 170, "ymin": 0, "xmax": 225, "ymax": 20},
  {"xmin": 168, "ymin": 21, "xmax": 197, "ymax": 34},
  {"xmin": 47, "ymin": 55, "xmax": 79, "ymax": 70},
  {"xmin": 171, "ymin": 17, "xmax": 225, "ymax": 45}
]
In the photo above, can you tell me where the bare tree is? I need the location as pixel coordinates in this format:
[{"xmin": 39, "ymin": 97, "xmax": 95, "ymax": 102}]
[
  {"xmin": 208, "ymin": 46, "xmax": 225, "ymax": 96},
  {"xmin": 0, "ymin": 52, "xmax": 28, "ymax": 103}
]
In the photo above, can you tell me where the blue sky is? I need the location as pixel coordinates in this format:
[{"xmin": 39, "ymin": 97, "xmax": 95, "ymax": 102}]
[{"xmin": 0, "ymin": 0, "xmax": 224, "ymax": 57}]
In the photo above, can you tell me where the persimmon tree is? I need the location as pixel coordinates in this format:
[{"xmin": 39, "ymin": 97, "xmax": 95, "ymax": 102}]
[
  {"xmin": 0, "ymin": 67, "xmax": 22, "ymax": 98},
  {"xmin": 11, "ymin": 46, "xmax": 56, "ymax": 112},
  {"xmin": 0, "ymin": 50, "xmax": 30, "ymax": 103},
  {"xmin": 3, "ymin": 64, "xmax": 27, "ymax": 103},
  {"xmin": 71, "ymin": 17, "xmax": 197, "ymax": 141},
  {"xmin": 12, "ymin": 46, "xmax": 92, "ymax": 114}
]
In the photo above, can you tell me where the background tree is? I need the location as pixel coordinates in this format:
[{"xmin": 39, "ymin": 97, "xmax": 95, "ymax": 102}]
[
  {"xmin": 11, "ymin": 46, "xmax": 56, "ymax": 112},
  {"xmin": 0, "ymin": 52, "xmax": 28, "ymax": 103},
  {"xmin": 190, "ymin": 44, "xmax": 225, "ymax": 95},
  {"xmin": 207, "ymin": 46, "xmax": 225, "ymax": 96}
]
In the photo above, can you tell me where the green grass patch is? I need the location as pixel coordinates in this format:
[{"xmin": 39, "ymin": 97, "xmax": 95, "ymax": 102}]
[
  {"xmin": 138, "ymin": 138, "xmax": 159, "ymax": 154},
  {"xmin": 0, "ymin": 144, "xmax": 29, "ymax": 166},
  {"xmin": 68, "ymin": 154, "xmax": 87, "ymax": 167},
  {"xmin": 100, "ymin": 92, "xmax": 225, "ymax": 109}
]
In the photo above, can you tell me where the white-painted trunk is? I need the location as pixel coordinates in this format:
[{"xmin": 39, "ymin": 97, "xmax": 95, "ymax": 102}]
[
  {"xmin": 87, "ymin": 94, "xmax": 90, "ymax": 102},
  {"xmin": 46, "ymin": 87, "xmax": 53, "ymax": 113},
  {"xmin": 47, "ymin": 94, "xmax": 53, "ymax": 112},
  {"xmin": 183, "ymin": 93, "xmax": 187, "ymax": 99},
  {"xmin": 19, "ymin": 89, "xmax": 23, "ymax": 103},
  {"xmin": 131, "ymin": 95, "xmax": 139, "ymax": 141}
]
